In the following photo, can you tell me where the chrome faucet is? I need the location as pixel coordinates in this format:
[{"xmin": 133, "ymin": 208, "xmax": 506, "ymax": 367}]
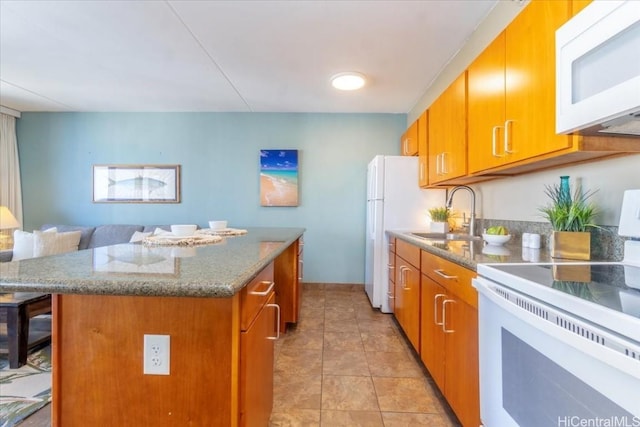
[{"xmin": 446, "ymin": 185, "xmax": 477, "ymax": 237}]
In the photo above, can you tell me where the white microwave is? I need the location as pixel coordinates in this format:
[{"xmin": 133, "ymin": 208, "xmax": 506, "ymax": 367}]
[{"xmin": 556, "ymin": 0, "xmax": 640, "ymax": 136}]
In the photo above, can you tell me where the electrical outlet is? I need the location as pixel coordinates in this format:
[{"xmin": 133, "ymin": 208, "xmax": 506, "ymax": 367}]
[{"xmin": 143, "ymin": 334, "xmax": 170, "ymax": 375}]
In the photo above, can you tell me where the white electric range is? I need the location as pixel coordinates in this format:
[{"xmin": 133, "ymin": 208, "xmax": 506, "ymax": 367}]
[{"xmin": 473, "ymin": 190, "xmax": 640, "ymax": 427}]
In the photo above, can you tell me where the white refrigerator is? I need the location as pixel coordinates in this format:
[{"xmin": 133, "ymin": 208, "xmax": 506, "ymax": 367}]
[{"xmin": 365, "ymin": 155, "xmax": 445, "ymax": 313}]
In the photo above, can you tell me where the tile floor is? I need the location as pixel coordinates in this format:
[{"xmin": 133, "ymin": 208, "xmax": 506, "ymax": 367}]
[
  {"xmin": 19, "ymin": 283, "xmax": 461, "ymax": 427},
  {"xmin": 269, "ymin": 283, "xmax": 461, "ymax": 426}
]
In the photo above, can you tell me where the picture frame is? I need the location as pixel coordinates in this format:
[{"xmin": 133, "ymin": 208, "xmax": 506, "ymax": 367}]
[
  {"xmin": 93, "ymin": 164, "xmax": 181, "ymax": 203},
  {"xmin": 260, "ymin": 150, "xmax": 299, "ymax": 207}
]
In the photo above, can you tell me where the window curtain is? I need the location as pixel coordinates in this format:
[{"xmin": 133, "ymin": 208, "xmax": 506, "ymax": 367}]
[{"xmin": 0, "ymin": 113, "xmax": 23, "ymax": 230}]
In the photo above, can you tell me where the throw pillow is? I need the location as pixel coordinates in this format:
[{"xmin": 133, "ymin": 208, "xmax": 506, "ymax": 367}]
[
  {"xmin": 13, "ymin": 227, "xmax": 57, "ymax": 261},
  {"xmin": 129, "ymin": 231, "xmax": 152, "ymax": 243},
  {"xmin": 13, "ymin": 230, "xmax": 35, "ymax": 260},
  {"xmin": 33, "ymin": 230, "xmax": 82, "ymax": 257}
]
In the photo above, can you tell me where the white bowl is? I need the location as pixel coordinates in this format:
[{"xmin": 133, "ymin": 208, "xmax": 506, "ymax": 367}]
[
  {"xmin": 482, "ymin": 233, "xmax": 512, "ymax": 246},
  {"xmin": 171, "ymin": 224, "xmax": 197, "ymax": 237},
  {"xmin": 209, "ymin": 220, "xmax": 228, "ymax": 230}
]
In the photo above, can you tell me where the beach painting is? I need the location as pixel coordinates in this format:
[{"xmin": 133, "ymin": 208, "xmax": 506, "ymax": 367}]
[
  {"xmin": 93, "ymin": 164, "xmax": 180, "ymax": 203},
  {"xmin": 260, "ymin": 150, "xmax": 299, "ymax": 206}
]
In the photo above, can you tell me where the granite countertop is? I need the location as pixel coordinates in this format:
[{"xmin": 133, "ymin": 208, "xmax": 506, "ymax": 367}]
[
  {"xmin": 388, "ymin": 230, "xmax": 553, "ymax": 271},
  {"xmin": 0, "ymin": 227, "xmax": 305, "ymax": 298}
]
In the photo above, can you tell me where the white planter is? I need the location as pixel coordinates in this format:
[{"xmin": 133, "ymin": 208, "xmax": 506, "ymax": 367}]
[{"xmin": 430, "ymin": 221, "xmax": 449, "ymax": 234}]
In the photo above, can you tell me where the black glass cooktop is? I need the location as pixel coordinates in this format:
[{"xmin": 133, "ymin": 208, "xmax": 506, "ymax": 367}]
[{"xmin": 491, "ymin": 263, "xmax": 640, "ymax": 318}]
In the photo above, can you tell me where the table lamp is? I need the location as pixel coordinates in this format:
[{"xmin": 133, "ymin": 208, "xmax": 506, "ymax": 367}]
[{"xmin": 0, "ymin": 205, "xmax": 20, "ymax": 250}]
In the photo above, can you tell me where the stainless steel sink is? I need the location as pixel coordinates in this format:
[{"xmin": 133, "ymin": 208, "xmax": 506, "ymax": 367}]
[{"xmin": 410, "ymin": 232, "xmax": 481, "ymax": 241}]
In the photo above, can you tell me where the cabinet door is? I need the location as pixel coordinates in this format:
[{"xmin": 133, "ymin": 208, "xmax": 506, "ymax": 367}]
[
  {"xmin": 275, "ymin": 238, "xmax": 300, "ymax": 332},
  {"xmin": 428, "ymin": 72, "xmax": 467, "ymax": 184},
  {"xmin": 467, "ymin": 32, "xmax": 508, "ymax": 174},
  {"xmin": 420, "ymin": 274, "xmax": 446, "ymax": 392},
  {"xmin": 394, "ymin": 258, "xmax": 420, "ymax": 351},
  {"xmin": 401, "ymin": 120, "xmax": 419, "ymax": 156},
  {"xmin": 418, "ymin": 110, "xmax": 429, "ymax": 187},
  {"xmin": 504, "ymin": 0, "xmax": 571, "ymax": 161},
  {"xmin": 240, "ymin": 292, "xmax": 277, "ymax": 427},
  {"xmin": 443, "ymin": 296, "xmax": 479, "ymax": 427}
]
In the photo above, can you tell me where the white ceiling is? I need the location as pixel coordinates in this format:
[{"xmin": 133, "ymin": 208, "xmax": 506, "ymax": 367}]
[{"xmin": 0, "ymin": 0, "xmax": 498, "ymax": 113}]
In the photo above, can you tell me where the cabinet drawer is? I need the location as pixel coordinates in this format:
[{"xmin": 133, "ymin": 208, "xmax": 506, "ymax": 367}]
[
  {"xmin": 396, "ymin": 239, "xmax": 420, "ymax": 269},
  {"xmin": 421, "ymin": 251, "xmax": 477, "ymax": 308},
  {"xmin": 389, "ymin": 237, "xmax": 396, "ymax": 255},
  {"xmin": 241, "ymin": 262, "xmax": 275, "ymax": 331}
]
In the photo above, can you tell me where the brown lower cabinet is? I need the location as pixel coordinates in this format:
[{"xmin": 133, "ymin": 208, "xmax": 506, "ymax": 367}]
[
  {"xmin": 53, "ymin": 262, "xmax": 280, "ymax": 426},
  {"xmin": 394, "ymin": 240, "xmax": 421, "ymax": 351},
  {"xmin": 420, "ymin": 250, "xmax": 479, "ymax": 427},
  {"xmin": 391, "ymin": 239, "xmax": 480, "ymax": 427}
]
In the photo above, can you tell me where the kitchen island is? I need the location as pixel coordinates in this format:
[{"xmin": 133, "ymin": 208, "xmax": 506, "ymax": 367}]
[{"xmin": 0, "ymin": 227, "xmax": 304, "ymax": 427}]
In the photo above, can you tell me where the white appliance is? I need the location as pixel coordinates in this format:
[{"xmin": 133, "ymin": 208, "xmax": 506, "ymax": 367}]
[
  {"xmin": 556, "ymin": 0, "xmax": 640, "ymax": 136},
  {"xmin": 365, "ymin": 155, "xmax": 444, "ymax": 313},
  {"xmin": 473, "ymin": 189, "xmax": 640, "ymax": 426}
]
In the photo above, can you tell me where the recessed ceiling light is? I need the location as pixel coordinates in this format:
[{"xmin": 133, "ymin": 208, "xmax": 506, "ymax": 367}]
[{"xmin": 331, "ymin": 72, "xmax": 366, "ymax": 91}]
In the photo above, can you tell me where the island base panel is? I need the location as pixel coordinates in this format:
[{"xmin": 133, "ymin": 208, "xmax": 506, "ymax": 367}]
[{"xmin": 52, "ymin": 293, "xmax": 240, "ymax": 426}]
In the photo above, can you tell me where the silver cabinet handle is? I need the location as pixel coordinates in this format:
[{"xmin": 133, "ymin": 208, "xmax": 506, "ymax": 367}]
[
  {"xmin": 442, "ymin": 299, "xmax": 455, "ymax": 333},
  {"xmin": 441, "ymin": 152, "xmax": 448, "ymax": 175},
  {"xmin": 504, "ymin": 120, "xmax": 515, "ymax": 154},
  {"xmin": 398, "ymin": 266, "xmax": 408, "ymax": 286},
  {"xmin": 402, "ymin": 267, "xmax": 411, "ymax": 290},
  {"xmin": 434, "ymin": 269, "xmax": 457, "ymax": 280},
  {"xmin": 435, "ymin": 153, "xmax": 441, "ymax": 176},
  {"xmin": 492, "ymin": 126, "xmax": 504, "ymax": 157},
  {"xmin": 434, "ymin": 293, "xmax": 446, "ymax": 325},
  {"xmin": 250, "ymin": 280, "xmax": 275, "ymax": 296},
  {"xmin": 387, "ymin": 291, "xmax": 395, "ymax": 300},
  {"xmin": 267, "ymin": 303, "xmax": 281, "ymax": 340}
]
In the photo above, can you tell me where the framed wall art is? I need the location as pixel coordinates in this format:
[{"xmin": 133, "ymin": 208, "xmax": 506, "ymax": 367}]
[
  {"xmin": 260, "ymin": 150, "xmax": 299, "ymax": 207},
  {"xmin": 93, "ymin": 164, "xmax": 181, "ymax": 203}
]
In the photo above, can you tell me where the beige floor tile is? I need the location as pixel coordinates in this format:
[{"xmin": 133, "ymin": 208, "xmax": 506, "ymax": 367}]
[
  {"xmin": 269, "ymin": 409, "xmax": 321, "ymax": 426},
  {"xmin": 323, "ymin": 350, "xmax": 370, "ymax": 376},
  {"xmin": 381, "ymin": 411, "xmax": 459, "ymax": 426},
  {"xmin": 324, "ymin": 284, "xmax": 361, "ymax": 292},
  {"xmin": 301, "ymin": 296, "xmax": 326, "ymax": 309},
  {"xmin": 357, "ymin": 317, "xmax": 398, "ymax": 334},
  {"xmin": 273, "ymin": 374, "xmax": 322, "ymax": 410},
  {"xmin": 320, "ymin": 410, "xmax": 384, "ymax": 426},
  {"xmin": 354, "ymin": 307, "xmax": 392, "ymax": 320},
  {"xmin": 323, "ymin": 298, "xmax": 356, "ymax": 310},
  {"xmin": 324, "ymin": 318, "xmax": 360, "ymax": 333},
  {"xmin": 281, "ymin": 329, "xmax": 324, "ymax": 351},
  {"xmin": 372, "ymin": 377, "xmax": 440, "ymax": 413},
  {"xmin": 295, "ymin": 312, "xmax": 325, "ymax": 331},
  {"xmin": 361, "ymin": 331, "xmax": 406, "ymax": 352},
  {"xmin": 323, "ymin": 331, "xmax": 364, "ymax": 352},
  {"xmin": 321, "ymin": 375, "xmax": 380, "ymax": 411},
  {"xmin": 365, "ymin": 351, "xmax": 424, "ymax": 378},
  {"xmin": 276, "ymin": 348, "xmax": 323, "ymax": 376},
  {"xmin": 325, "ymin": 308, "xmax": 356, "ymax": 322}
]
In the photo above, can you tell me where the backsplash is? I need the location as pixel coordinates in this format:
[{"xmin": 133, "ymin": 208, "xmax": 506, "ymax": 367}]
[{"xmin": 479, "ymin": 219, "xmax": 626, "ymax": 262}]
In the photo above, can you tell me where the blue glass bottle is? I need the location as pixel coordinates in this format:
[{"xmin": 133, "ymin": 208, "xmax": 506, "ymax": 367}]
[{"xmin": 559, "ymin": 176, "xmax": 571, "ymax": 205}]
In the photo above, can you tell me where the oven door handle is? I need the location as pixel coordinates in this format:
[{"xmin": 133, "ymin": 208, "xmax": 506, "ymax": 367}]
[{"xmin": 474, "ymin": 277, "xmax": 640, "ymax": 380}]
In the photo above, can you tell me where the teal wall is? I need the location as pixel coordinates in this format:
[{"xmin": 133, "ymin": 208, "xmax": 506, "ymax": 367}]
[{"xmin": 16, "ymin": 112, "xmax": 404, "ymax": 284}]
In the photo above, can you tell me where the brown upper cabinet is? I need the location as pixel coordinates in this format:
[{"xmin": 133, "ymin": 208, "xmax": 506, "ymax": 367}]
[
  {"xmin": 467, "ymin": 0, "xmax": 571, "ymax": 175},
  {"xmin": 418, "ymin": 110, "xmax": 429, "ymax": 188},
  {"xmin": 401, "ymin": 119, "xmax": 419, "ymax": 156},
  {"xmin": 428, "ymin": 72, "xmax": 467, "ymax": 185}
]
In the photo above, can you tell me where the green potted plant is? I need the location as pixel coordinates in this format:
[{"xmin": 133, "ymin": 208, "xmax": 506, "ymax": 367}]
[
  {"xmin": 538, "ymin": 177, "xmax": 599, "ymax": 260},
  {"xmin": 428, "ymin": 206, "xmax": 451, "ymax": 233}
]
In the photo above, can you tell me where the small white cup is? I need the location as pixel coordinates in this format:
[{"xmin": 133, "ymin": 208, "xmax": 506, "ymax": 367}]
[
  {"xmin": 529, "ymin": 233, "xmax": 541, "ymax": 249},
  {"xmin": 209, "ymin": 220, "xmax": 228, "ymax": 230},
  {"xmin": 522, "ymin": 233, "xmax": 531, "ymax": 248}
]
